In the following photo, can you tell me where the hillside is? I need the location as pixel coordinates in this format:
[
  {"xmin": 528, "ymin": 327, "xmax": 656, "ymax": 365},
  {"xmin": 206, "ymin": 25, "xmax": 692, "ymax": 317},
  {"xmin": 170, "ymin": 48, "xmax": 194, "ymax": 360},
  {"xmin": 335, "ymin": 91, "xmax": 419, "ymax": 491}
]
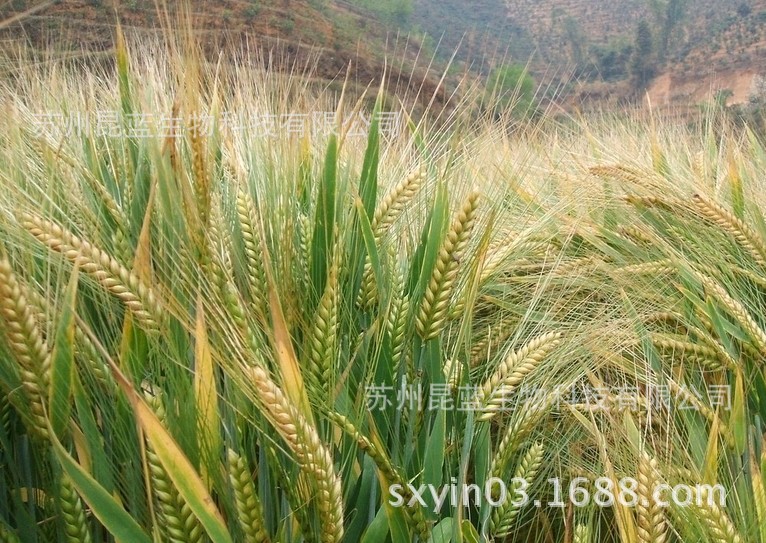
[{"xmin": 0, "ymin": 0, "xmax": 453, "ymax": 114}]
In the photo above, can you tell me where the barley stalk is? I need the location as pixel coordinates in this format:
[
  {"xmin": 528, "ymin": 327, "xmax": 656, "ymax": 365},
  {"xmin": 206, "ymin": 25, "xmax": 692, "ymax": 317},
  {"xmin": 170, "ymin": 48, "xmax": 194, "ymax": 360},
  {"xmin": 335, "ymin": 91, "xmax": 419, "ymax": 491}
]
[
  {"xmin": 226, "ymin": 449, "xmax": 271, "ymax": 543},
  {"xmin": 59, "ymin": 473, "xmax": 92, "ymax": 543},
  {"xmin": 248, "ymin": 364, "xmax": 344, "ymax": 543},
  {"xmin": 19, "ymin": 213, "xmax": 162, "ymax": 333},
  {"xmin": 635, "ymin": 451, "xmax": 667, "ymax": 543},
  {"xmin": 417, "ymin": 190, "xmax": 480, "ymax": 340},
  {"xmin": 0, "ymin": 256, "xmax": 50, "ymax": 438},
  {"xmin": 692, "ymin": 193, "xmax": 766, "ymax": 267},
  {"xmin": 490, "ymin": 442, "xmax": 544, "ymax": 536}
]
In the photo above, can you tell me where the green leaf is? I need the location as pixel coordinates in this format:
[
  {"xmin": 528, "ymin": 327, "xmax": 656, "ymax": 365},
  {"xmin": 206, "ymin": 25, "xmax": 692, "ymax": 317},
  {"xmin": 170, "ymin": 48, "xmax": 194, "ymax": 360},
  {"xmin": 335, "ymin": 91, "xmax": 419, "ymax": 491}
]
[
  {"xmin": 50, "ymin": 432, "xmax": 152, "ymax": 543},
  {"xmin": 430, "ymin": 517, "xmax": 454, "ymax": 543},
  {"xmin": 49, "ymin": 267, "xmax": 78, "ymax": 437},
  {"xmin": 424, "ymin": 407, "xmax": 446, "ymax": 491},
  {"xmin": 311, "ymin": 133, "xmax": 338, "ymax": 302}
]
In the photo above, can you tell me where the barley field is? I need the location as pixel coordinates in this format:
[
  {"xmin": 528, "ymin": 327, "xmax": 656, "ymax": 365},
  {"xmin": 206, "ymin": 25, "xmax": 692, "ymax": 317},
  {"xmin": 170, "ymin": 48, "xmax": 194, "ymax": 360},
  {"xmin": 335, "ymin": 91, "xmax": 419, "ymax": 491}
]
[{"xmin": 1, "ymin": 28, "xmax": 766, "ymax": 543}]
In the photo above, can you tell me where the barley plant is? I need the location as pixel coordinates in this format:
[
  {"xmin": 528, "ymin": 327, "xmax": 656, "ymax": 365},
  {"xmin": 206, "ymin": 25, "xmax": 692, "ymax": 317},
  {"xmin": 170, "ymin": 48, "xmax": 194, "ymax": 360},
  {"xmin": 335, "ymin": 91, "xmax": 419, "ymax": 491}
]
[{"xmin": 2, "ymin": 22, "xmax": 766, "ymax": 543}]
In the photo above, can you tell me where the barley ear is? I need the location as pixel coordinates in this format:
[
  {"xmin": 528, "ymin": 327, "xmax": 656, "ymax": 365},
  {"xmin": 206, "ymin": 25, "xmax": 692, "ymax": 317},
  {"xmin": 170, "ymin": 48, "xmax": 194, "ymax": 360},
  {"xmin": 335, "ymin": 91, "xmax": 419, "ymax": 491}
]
[
  {"xmin": 19, "ymin": 213, "xmax": 163, "ymax": 333},
  {"xmin": 490, "ymin": 442, "xmax": 545, "ymax": 537},
  {"xmin": 0, "ymin": 256, "xmax": 50, "ymax": 438},
  {"xmin": 417, "ymin": 190, "xmax": 480, "ymax": 340},
  {"xmin": 635, "ymin": 451, "xmax": 667, "ymax": 543},
  {"xmin": 477, "ymin": 331, "xmax": 563, "ymax": 421},
  {"xmin": 59, "ymin": 473, "xmax": 92, "ymax": 543},
  {"xmin": 226, "ymin": 449, "xmax": 271, "ymax": 543}
]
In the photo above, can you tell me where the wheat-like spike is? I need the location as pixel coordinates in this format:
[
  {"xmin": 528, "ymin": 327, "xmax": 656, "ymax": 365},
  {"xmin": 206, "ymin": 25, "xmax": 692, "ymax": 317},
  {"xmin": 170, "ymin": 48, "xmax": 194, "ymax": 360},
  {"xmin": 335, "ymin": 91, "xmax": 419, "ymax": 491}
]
[
  {"xmin": 490, "ymin": 442, "xmax": 545, "ymax": 537},
  {"xmin": 237, "ymin": 190, "xmax": 268, "ymax": 314},
  {"xmin": 477, "ymin": 332, "xmax": 563, "ymax": 421},
  {"xmin": 387, "ymin": 269, "xmax": 410, "ymax": 375},
  {"xmin": 696, "ymin": 486, "xmax": 742, "ymax": 543},
  {"xmin": 650, "ymin": 333, "xmax": 735, "ymax": 371},
  {"xmin": 189, "ymin": 114, "xmax": 210, "ymax": 230},
  {"xmin": 298, "ymin": 212, "xmax": 313, "ymax": 292},
  {"xmin": 470, "ymin": 320, "xmax": 515, "ymax": 368},
  {"xmin": 248, "ymin": 365, "xmax": 344, "ymax": 543},
  {"xmin": 308, "ymin": 262, "xmax": 338, "ymax": 395},
  {"xmin": 19, "ymin": 213, "xmax": 162, "ymax": 333},
  {"xmin": 480, "ymin": 238, "xmax": 548, "ymax": 282},
  {"xmin": 589, "ymin": 164, "xmax": 646, "ymax": 185},
  {"xmin": 226, "ymin": 449, "xmax": 271, "ymax": 543},
  {"xmin": 0, "ymin": 257, "xmax": 50, "ymax": 438},
  {"xmin": 356, "ymin": 261, "xmax": 377, "ymax": 308},
  {"xmin": 59, "ymin": 473, "xmax": 92, "ymax": 543},
  {"xmin": 0, "ymin": 395, "xmax": 11, "ymax": 437},
  {"xmin": 692, "ymin": 193, "xmax": 766, "ymax": 267},
  {"xmin": 489, "ymin": 395, "xmax": 554, "ymax": 479},
  {"xmin": 143, "ymin": 387, "xmax": 205, "ymax": 543},
  {"xmin": 635, "ymin": 451, "xmax": 667, "ymax": 543},
  {"xmin": 372, "ymin": 167, "xmax": 424, "ymax": 234},
  {"xmin": 20, "ymin": 280, "xmax": 115, "ymax": 390},
  {"xmin": 417, "ymin": 190, "xmax": 480, "ymax": 340},
  {"xmin": 693, "ymin": 270, "xmax": 766, "ymax": 357},
  {"xmin": 327, "ymin": 412, "xmax": 402, "ymax": 486},
  {"xmin": 615, "ymin": 260, "xmax": 675, "ymax": 275},
  {"xmin": 624, "ymin": 194, "xmax": 679, "ymax": 210},
  {"xmin": 573, "ymin": 523, "xmax": 591, "ymax": 543},
  {"xmin": 617, "ymin": 225, "xmax": 655, "ymax": 245}
]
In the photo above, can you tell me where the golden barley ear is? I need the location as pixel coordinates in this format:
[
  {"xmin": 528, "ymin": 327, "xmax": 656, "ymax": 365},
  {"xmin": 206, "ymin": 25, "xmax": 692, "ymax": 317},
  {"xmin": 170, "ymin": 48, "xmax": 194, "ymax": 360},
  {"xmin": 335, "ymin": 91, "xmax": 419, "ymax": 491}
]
[
  {"xmin": 247, "ymin": 365, "xmax": 344, "ymax": 543},
  {"xmin": 18, "ymin": 213, "xmax": 163, "ymax": 334},
  {"xmin": 635, "ymin": 450, "xmax": 667, "ymax": 543},
  {"xmin": 0, "ymin": 256, "xmax": 50, "ymax": 439},
  {"xmin": 416, "ymin": 190, "xmax": 480, "ymax": 340}
]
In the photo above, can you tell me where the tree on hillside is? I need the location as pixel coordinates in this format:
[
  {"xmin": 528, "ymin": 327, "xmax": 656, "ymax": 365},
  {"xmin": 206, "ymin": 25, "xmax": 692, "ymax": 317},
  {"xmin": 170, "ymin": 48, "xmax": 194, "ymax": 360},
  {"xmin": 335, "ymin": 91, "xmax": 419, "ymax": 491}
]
[
  {"xmin": 630, "ymin": 19, "xmax": 656, "ymax": 89},
  {"xmin": 486, "ymin": 64, "xmax": 537, "ymax": 118}
]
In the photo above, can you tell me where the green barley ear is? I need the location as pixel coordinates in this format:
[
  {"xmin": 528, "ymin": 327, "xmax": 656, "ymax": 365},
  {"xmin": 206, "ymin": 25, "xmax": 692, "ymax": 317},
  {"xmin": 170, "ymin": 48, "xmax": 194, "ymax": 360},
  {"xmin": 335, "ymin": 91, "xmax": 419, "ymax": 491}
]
[
  {"xmin": 0, "ymin": 255, "xmax": 50, "ymax": 438},
  {"xmin": 477, "ymin": 331, "xmax": 563, "ymax": 422},
  {"xmin": 372, "ymin": 167, "xmax": 424, "ymax": 234},
  {"xmin": 636, "ymin": 451, "xmax": 667, "ymax": 543},
  {"xmin": 416, "ymin": 190, "xmax": 480, "ymax": 340},
  {"xmin": 307, "ymin": 262, "xmax": 338, "ymax": 397},
  {"xmin": 59, "ymin": 473, "xmax": 92, "ymax": 543},
  {"xmin": 142, "ymin": 386, "xmax": 205, "ymax": 543},
  {"xmin": 490, "ymin": 442, "xmax": 544, "ymax": 537},
  {"xmin": 236, "ymin": 190, "xmax": 268, "ymax": 315},
  {"xmin": 19, "ymin": 213, "xmax": 162, "ymax": 333},
  {"xmin": 226, "ymin": 449, "xmax": 271, "ymax": 543},
  {"xmin": 489, "ymin": 396, "xmax": 555, "ymax": 479},
  {"xmin": 386, "ymin": 264, "xmax": 410, "ymax": 376}
]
